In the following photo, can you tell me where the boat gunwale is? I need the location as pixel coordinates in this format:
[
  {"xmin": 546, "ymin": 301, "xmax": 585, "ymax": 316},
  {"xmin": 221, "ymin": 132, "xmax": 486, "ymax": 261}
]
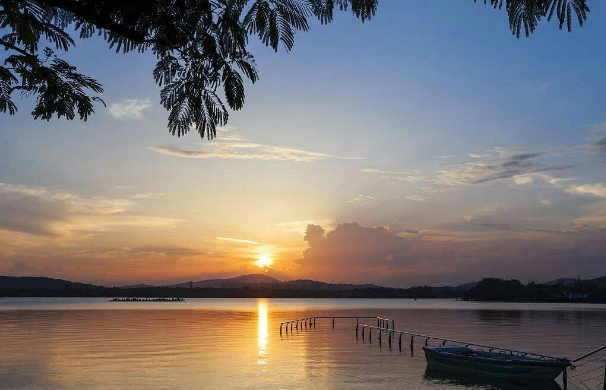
[{"xmin": 423, "ymin": 346, "xmax": 571, "ymax": 368}]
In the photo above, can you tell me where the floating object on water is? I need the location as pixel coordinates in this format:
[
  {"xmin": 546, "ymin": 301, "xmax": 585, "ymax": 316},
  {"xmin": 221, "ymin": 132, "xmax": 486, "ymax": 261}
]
[
  {"xmin": 110, "ymin": 297, "xmax": 185, "ymax": 302},
  {"xmin": 422, "ymin": 345, "xmax": 570, "ymax": 381}
]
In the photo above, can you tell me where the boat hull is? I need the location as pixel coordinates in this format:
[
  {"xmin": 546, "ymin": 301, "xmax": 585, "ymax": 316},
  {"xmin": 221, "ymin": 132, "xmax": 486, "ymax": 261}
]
[{"xmin": 423, "ymin": 346, "xmax": 569, "ymax": 381}]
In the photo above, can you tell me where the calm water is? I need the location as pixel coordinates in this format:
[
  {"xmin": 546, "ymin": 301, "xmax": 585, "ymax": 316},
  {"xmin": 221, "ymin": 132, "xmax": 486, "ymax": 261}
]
[{"xmin": 1, "ymin": 298, "xmax": 605, "ymax": 390}]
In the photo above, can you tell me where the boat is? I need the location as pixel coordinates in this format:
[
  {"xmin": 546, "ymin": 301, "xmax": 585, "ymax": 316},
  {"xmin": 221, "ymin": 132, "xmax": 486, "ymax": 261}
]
[
  {"xmin": 423, "ymin": 366, "xmax": 564, "ymax": 390},
  {"xmin": 423, "ymin": 345, "xmax": 571, "ymax": 381}
]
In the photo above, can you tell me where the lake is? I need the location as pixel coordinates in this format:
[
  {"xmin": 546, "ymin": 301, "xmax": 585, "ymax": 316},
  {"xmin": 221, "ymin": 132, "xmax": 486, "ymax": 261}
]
[{"xmin": 1, "ymin": 298, "xmax": 605, "ymax": 390}]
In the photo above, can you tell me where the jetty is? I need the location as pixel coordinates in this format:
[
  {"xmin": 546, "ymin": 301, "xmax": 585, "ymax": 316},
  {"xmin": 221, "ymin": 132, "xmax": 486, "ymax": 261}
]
[
  {"xmin": 110, "ymin": 297, "xmax": 185, "ymax": 302},
  {"xmin": 279, "ymin": 315, "xmax": 606, "ymax": 389}
]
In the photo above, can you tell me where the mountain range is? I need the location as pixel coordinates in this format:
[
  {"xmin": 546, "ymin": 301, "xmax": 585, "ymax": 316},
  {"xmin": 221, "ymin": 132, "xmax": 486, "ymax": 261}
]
[{"xmin": 2, "ymin": 274, "xmax": 606, "ymax": 292}]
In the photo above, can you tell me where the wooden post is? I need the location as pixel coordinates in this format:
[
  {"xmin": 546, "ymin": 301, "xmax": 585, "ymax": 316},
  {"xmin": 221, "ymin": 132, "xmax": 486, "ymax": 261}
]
[
  {"xmin": 369, "ymin": 328, "xmax": 372, "ymax": 344},
  {"xmin": 399, "ymin": 334, "xmax": 402, "ymax": 351},
  {"xmin": 388, "ymin": 331, "xmax": 392, "ymax": 345},
  {"xmin": 332, "ymin": 318, "xmax": 335, "ymax": 329},
  {"xmin": 280, "ymin": 324, "xmax": 282, "ymax": 335},
  {"xmin": 362, "ymin": 327, "xmax": 365, "ymax": 341},
  {"xmin": 356, "ymin": 322, "xmax": 359, "ymax": 338}
]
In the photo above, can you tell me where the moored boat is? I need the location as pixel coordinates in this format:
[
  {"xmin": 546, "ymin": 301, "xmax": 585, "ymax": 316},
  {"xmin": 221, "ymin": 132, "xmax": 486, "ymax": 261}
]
[{"xmin": 423, "ymin": 346, "xmax": 571, "ymax": 381}]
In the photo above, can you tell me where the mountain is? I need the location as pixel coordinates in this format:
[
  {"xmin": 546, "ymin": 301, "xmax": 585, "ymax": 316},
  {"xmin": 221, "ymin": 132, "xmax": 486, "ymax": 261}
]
[
  {"xmin": 0, "ymin": 276, "xmax": 100, "ymax": 290},
  {"xmin": 585, "ymin": 276, "xmax": 606, "ymax": 288},
  {"xmin": 455, "ymin": 281, "xmax": 478, "ymax": 291},
  {"xmin": 120, "ymin": 284, "xmax": 155, "ymax": 289},
  {"xmin": 543, "ymin": 277, "xmax": 606, "ymax": 288},
  {"xmin": 170, "ymin": 274, "xmax": 281, "ymax": 288},
  {"xmin": 277, "ymin": 279, "xmax": 380, "ymax": 291},
  {"xmin": 544, "ymin": 278, "xmax": 578, "ymax": 287}
]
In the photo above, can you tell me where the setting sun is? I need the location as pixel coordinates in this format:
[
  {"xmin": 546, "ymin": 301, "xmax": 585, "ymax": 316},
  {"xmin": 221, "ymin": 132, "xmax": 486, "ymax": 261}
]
[{"xmin": 256, "ymin": 254, "xmax": 272, "ymax": 268}]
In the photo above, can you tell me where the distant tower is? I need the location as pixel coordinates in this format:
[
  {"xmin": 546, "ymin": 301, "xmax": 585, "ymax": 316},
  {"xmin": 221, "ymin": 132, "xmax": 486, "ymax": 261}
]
[{"xmin": 189, "ymin": 281, "xmax": 193, "ymax": 289}]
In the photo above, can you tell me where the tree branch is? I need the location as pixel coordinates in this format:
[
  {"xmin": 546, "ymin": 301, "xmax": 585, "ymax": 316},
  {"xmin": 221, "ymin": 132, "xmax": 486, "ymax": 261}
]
[{"xmin": 0, "ymin": 40, "xmax": 36, "ymax": 58}]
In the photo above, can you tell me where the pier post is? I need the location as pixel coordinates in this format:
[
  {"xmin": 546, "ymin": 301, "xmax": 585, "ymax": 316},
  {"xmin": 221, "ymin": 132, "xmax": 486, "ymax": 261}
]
[
  {"xmin": 305, "ymin": 319, "xmax": 307, "ymax": 329},
  {"xmin": 399, "ymin": 334, "xmax": 402, "ymax": 351},
  {"xmin": 332, "ymin": 318, "xmax": 335, "ymax": 329},
  {"xmin": 362, "ymin": 327, "xmax": 365, "ymax": 341},
  {"xmin": 280, "ymin": 324, "xmax": 282, "ymax": 335},
  {"xmin": 388, "ymin": 331, "xmax": 392, "ymax": 345},
  {"xmin": 369, "ymin": 328, "xmax": 372, "ymax": 344},
  {"xmin": 356, "ymin": 321, "xmax": 359, "ymax": 338},
  {"xmin": 290, "ymin": 322, "xmax": 293, "ymax": 332},
  {"xmin": 378, "ymin": 329, "xmax": 382, "ymax": 346},
  {"xmin": 313, "ymin": 317, "xmax": 316, "ymax": 328},
  {"xmin": 410, "ymin": 335, "xmax": 414, "ymax": 348}
]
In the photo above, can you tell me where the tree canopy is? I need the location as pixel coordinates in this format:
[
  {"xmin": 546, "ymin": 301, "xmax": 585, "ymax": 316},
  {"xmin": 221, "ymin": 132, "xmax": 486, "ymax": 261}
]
[{"xmin": 0, "ymin": 0, "xmax": 591, "ymax": 139}]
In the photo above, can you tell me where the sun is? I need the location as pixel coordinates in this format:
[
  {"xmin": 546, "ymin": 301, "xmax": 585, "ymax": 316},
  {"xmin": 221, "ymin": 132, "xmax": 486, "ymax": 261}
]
[{"xmin": 256, "ymin": 254, "xmax": 272, "ymax": 268}]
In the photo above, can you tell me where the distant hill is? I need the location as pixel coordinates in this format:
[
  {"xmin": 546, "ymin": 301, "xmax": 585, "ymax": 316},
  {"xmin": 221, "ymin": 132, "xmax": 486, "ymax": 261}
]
[
  {"xmin": 120, "ymin": 284, "xmax": 155, "ymax": 289},
  {"xmin": 278, "ymin": 279, "xmax": 380, "ymax": 291},
  {"xmin": 544, "ymin": 278, "xmax": 578, "ymax": 287},
  {"xmin": 170, "ymin": 273, "xmax": 281, "ymax": 288},
  {"xmin": 0, "ymin": 276, "xmax": 100, "ymax": 290},
  {"xmin": 543, "ymin": 277, "xmax": 606, "ymax": 288},
  {"xmin": 455, "ymin": 281, "xmax": 478, "ymax": 291}
]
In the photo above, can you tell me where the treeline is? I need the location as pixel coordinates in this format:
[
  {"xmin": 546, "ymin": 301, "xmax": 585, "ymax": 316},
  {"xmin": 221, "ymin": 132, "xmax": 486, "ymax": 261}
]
[
  {"xmin": 463, "ymin": 278, "xmax": 606, "ymax": 303},
  {"xmin": 0, "ymin": 285, "xmax": 463, "ymax": 299}
]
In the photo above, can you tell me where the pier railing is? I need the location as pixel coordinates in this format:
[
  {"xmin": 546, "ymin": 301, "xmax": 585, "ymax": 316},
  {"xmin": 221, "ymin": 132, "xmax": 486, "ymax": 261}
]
[
  {"xmin": 279, "ymin": 315, "xmax": 606, "ymax": 389},
  {"xmin": 356, "ymin": 324, "xmax": 568, "ymax": 362},
  {"xmin": 279, "ymin": 316, "xmax": 394, "ymax": 335}
]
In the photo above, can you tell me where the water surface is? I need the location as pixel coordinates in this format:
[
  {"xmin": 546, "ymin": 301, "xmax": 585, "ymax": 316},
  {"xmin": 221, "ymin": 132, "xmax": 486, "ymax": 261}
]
[{"xmin": 1, "ymin": 298, "xmax": 605, "ymax": 390}]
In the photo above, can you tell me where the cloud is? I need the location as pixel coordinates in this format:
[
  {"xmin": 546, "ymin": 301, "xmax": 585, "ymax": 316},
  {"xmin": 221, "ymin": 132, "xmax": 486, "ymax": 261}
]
[
  {"xmin": 108, "ymin": 98, "xmax": 152, "ymax": 120},
  {"xmin": 150, "ymin": 143, "xmax": 362, "ymax": 162},
  {"xmin": 296, "ymin": 222, "xmax": 411, "ymax": 282},
  {"xmin": 216, "ymin": 237, "xmax": 259, "ymax": 245},
  {"xmin": 539, "ymin": 198, "xmax": 552, "ymax": 206},
  {"xmin": 348, "ymin": 195, "xmax": 375, "ymax": 204},
  {"xmin": 275, "ymin": 219, "xmax": 334, "ymax": 235},
  {"xmin": 405, "ymin": 195, "xmax": 426, "ymax": 202},
  {"xmin": 566, "ymin": 183, "xmax": 606, "ymax": 198},
  {"xmin": 468, "ymin": 153, "xmax": 491, "ymax": 159},
  {"xmin": 9, "ymin": 261, "xmax": 35, "ymax": 275},
  {"xmin": 586, "ymin": 137, "xmax": 606, "ymax": 159},
  {"xmin": 478, "ymin": 223, "xmax": 522, "ymax": 232},
  {"xmin": 130, "ymin": 193, "xmax": 163, "ymax": 199},
  {"xmin": 0, "ymin": 182, "xmax": 180, "ymax": 240}
]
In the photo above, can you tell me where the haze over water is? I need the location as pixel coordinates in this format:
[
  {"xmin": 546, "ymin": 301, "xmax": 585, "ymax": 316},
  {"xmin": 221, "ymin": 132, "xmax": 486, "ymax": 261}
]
[{"xmin": 1, "ymin": 298, "xmax": 605, "ymax": 390}]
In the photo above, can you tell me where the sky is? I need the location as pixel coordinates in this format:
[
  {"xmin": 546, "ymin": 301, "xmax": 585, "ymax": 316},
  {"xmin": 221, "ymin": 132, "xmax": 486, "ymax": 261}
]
[{"xmin": 1, "ymin": 1, "xmax": 605, "ymax": 287}]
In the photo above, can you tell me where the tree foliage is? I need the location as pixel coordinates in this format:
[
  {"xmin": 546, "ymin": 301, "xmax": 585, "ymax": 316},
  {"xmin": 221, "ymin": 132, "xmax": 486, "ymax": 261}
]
[{"xmin": 0, "ymin": 0, "xmax": 591, "ymax": 139}]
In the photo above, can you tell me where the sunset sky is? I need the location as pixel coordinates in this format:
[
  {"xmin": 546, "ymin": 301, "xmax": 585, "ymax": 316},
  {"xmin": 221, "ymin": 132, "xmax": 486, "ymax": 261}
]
[{"xmin": 1, "ymin": 1, "xmax": 605, "ymax": 287}]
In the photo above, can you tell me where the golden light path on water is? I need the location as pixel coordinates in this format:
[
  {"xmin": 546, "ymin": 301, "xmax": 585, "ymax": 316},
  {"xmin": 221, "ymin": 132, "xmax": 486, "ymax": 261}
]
[{"xmin": 257, "ymin": 299, "xmax": 268, "ymax": 365}]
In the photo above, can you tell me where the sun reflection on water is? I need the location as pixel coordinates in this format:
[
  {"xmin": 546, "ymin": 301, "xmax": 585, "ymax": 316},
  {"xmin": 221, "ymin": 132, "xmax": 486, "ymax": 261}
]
[{"xmin": 257, "ymin": 299, "xmax": 268, "ymax": 365}]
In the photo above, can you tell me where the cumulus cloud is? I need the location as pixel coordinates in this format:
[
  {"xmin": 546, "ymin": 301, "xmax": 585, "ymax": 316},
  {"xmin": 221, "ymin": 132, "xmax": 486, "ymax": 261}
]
[
  {"xmin": 296, "ymin": 222, "xmax": 411, "ymax": 282},
  {"xmin": 275, "ymin": 219, "xmax": 334, "ymax": 235},
  {"xmin": 108, "ymin": 98, "xmax": 152, "ymax": 120},
  {"xmin": 566, "ymin": 183, "xmax": 606, "ymax": 198}
]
